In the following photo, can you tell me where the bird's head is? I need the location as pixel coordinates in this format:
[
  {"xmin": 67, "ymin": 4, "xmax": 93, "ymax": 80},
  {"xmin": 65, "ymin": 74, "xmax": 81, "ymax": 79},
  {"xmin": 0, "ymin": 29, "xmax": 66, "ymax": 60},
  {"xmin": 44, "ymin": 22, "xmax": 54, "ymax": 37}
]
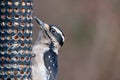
[{"xmin": 34, "ymin": 16, "xmax": 65, "ymax": 50}]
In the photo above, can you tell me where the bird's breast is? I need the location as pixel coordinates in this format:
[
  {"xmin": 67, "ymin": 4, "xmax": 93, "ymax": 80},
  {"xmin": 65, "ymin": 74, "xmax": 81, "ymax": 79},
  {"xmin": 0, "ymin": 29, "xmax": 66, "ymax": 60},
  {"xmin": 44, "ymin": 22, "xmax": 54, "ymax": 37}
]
[{"xmin": 32, "ymin": 44, "xmax": 49, "ymax": 80}]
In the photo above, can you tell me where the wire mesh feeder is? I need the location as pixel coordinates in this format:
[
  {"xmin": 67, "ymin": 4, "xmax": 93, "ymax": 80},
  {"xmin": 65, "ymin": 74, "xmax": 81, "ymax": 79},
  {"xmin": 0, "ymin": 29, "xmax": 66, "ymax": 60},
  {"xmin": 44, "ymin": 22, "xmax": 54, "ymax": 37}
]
[{"xmin": 0, "ymin": 0, "xmax": 33, "ymax": 80}]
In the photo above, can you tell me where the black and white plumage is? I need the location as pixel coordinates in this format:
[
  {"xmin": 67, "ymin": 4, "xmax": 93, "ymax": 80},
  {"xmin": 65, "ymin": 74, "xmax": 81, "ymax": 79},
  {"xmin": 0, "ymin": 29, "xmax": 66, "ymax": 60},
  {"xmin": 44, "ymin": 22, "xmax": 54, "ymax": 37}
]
[{"xmin": 32, "ymin": 16, "xmax": 65, "ymax": 80}]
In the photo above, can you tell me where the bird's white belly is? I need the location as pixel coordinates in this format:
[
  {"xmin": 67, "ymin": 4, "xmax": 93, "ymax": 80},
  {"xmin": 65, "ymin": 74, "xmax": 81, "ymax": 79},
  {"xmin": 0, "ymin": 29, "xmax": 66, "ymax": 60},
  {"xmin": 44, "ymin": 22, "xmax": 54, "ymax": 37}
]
[
  {"xmin": 32, "ymin": 45, "xmax": 49, "ymax": 80},
  {"xmin": 32, "ymin": 64, "xmax": 47, "ymax": 80}
]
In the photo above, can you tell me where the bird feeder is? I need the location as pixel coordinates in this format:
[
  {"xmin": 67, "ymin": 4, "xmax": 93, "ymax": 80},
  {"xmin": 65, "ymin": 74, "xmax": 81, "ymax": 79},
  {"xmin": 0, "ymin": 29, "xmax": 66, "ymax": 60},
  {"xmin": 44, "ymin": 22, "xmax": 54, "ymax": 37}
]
[{"xmin": 0, "ymin": 0, "xmax": 33, "ymax": 80}]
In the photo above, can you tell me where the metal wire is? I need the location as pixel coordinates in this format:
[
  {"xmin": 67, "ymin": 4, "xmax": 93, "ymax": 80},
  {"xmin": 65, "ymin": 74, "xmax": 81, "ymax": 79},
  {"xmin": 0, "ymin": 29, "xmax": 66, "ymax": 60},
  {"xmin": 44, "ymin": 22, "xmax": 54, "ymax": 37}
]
[{"xmin": 0, "ymin": 0, "xmax": 33, "ymax": 80}]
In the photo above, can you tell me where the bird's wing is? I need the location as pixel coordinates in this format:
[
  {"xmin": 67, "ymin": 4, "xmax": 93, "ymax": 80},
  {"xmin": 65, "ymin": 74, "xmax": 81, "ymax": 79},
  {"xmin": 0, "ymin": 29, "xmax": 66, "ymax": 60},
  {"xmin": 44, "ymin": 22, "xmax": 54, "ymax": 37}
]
[{"xmin": 44, "ymin": 49, "xmax": 58, "ymax": 80}]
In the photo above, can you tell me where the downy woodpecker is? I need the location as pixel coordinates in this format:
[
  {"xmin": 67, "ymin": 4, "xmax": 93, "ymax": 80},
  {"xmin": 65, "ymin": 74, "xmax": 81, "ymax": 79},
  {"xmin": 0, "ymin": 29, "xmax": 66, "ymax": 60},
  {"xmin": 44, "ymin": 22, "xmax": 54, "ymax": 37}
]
[{"xmin": 32, "ymin": 16, "xmax": 65, "ymax": 80}]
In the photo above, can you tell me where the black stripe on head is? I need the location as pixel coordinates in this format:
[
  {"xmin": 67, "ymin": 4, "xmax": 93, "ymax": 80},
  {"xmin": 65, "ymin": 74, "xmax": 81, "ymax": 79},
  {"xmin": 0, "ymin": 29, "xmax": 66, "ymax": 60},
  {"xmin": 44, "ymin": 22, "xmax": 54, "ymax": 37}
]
[
  {"xmin": 54, "ymin": 33, "xmax": 64, "ymax": 46},
  {"xmin": 49, "ymin": 25, "xmax": 65, "ymax": 46},
  {"xmin": 49, "ymin": 25, "xmax": 65, "ymax": 37}
]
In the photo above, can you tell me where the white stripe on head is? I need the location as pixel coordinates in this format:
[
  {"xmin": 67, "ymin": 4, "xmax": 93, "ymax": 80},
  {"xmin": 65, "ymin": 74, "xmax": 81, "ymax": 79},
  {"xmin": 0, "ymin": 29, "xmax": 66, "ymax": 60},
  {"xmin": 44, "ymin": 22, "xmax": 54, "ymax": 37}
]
[{"xmin": 52, "ymin": 26, "xmax": 65, "ymax": 42}]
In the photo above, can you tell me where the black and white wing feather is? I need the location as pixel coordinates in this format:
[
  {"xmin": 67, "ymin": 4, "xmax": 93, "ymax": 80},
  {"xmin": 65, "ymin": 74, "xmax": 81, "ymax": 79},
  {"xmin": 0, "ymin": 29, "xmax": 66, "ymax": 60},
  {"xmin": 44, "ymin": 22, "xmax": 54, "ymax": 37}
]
[{"xmin": 44, "ymin": 49, "xmax": 58, "ymax": 80}]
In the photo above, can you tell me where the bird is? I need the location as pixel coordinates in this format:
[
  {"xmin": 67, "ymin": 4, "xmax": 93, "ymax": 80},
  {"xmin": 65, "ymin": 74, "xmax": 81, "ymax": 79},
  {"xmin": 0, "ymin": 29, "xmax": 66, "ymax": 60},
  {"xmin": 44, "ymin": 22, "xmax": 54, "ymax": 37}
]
[{"xmin": 32, "ymin": 16, "xmax": 65, "ymax": 80}]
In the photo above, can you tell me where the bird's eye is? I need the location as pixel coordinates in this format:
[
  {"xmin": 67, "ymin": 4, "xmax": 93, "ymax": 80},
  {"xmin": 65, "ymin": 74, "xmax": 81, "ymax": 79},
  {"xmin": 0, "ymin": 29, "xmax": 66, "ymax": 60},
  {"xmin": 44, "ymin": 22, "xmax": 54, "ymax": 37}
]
[{"xmin": 50, "ymin": 29, "xmax": 56, "ymax": 33}]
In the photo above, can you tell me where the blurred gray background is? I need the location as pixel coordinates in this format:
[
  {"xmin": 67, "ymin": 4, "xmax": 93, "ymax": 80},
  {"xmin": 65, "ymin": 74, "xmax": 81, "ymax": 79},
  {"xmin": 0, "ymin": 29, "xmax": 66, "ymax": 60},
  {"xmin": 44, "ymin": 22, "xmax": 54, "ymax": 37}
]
[{"xmin": 33, "ymin": 0, "xmax": 120, "ymax": 80}]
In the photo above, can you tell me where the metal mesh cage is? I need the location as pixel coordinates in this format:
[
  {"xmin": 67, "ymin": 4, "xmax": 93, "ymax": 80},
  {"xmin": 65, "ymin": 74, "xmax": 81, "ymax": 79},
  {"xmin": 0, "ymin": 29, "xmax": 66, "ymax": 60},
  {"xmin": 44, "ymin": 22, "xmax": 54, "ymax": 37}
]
[{"xmin": 0, "ymin": 0, "xmax": 33, "ymax": 80}]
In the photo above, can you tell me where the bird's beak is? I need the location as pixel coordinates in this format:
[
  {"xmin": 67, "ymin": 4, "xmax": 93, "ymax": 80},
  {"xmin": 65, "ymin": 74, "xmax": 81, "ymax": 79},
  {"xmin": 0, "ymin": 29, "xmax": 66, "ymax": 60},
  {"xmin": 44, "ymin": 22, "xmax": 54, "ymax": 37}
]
[
  {"xmin": 34, "ymin": 16, "xmax": 44, "ymax": 30},
  {"xmin": 34, "ymin": 16, "xmax": 50, "ymax": 31}
]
